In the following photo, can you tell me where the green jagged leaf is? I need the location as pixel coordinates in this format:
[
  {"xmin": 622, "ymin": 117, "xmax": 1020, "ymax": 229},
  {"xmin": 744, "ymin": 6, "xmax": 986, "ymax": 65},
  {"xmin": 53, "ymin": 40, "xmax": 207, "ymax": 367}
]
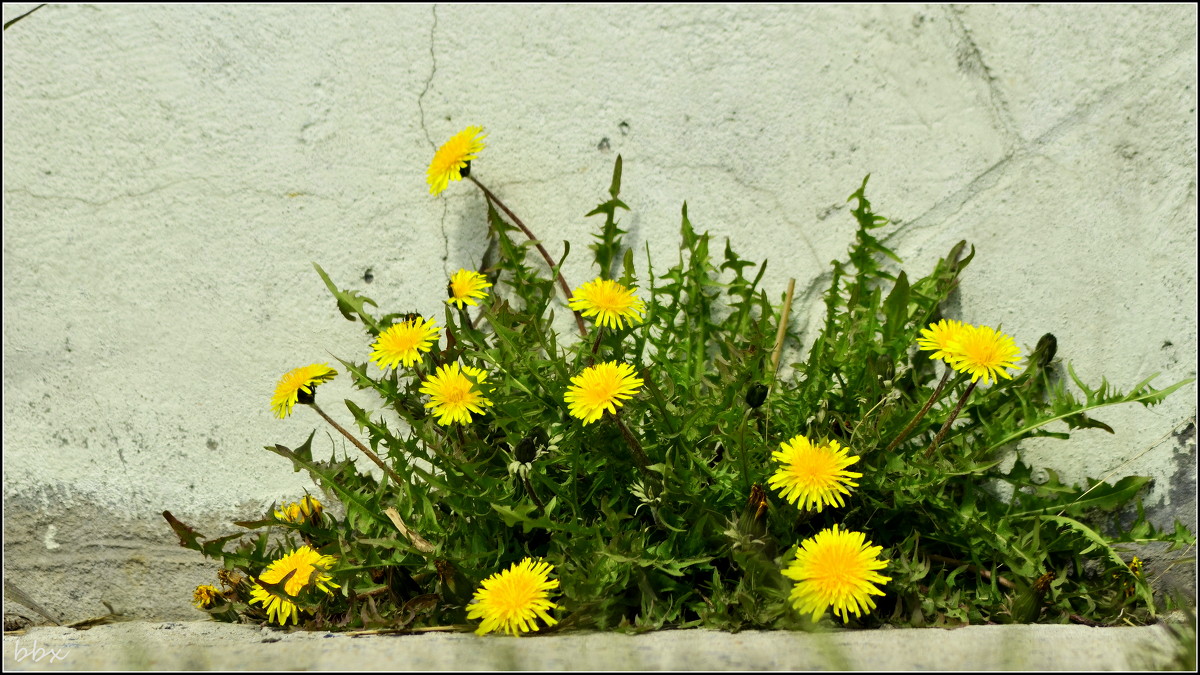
[
  {"xmin": 162, "ymin": 510, "xmax": 205, "ymax": 551},
  {"xmin": 985, "ymin": 366, "xmax": 1193, "ymax": 453},
  {"xmin": 162, "ymin": 511, "xmax": 248, "ymax": 560},
  {"xmin": 313, "ymin": 263, "xmax": 381, "ymax": 334},
  {"xmin": 586, "ymin": 155, "xmax": 631, "ymax": 280},
  {"xmin": 599, "ymin": 551, "xmax": 714, "ymax": 578},
  {"xmin": 1006, "ymin": 475, "xmax": 1152, "ymax": 518},
  {"xmin": 230, "ymin": 517, "xmax": 279, "ymax": 530},
  {"xmin": 882, "ymin": 269, "xmax": 910, "ymax": 343},
  {"xmin": 490, "ymin": 502, "xmax": 587, "ymax": 535}
]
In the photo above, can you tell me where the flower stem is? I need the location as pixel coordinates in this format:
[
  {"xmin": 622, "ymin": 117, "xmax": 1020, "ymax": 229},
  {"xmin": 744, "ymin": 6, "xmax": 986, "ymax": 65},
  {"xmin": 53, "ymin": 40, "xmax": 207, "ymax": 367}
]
[
  {"xmin": 737, "ymin": 412, "xmax": 753, "ymax": 494},
  {"xmin": 639, "ymin": 369, "xmax": 677, "ymax": 435},
  {"xmin": 769, "ymin": 278, "xmax": 796, "ymax": 384},
  {"xmin": 521, "ymin": 473, "xmax": 546, "ymax": 512},
  {"xmin": 308, "ymin": 402, "xmax": 405, "ymax": 486},
  {"xmin": 588, "ymin": 326, "xmax": 606, "ymax": 364},
  {"xmin": 468, "ymin": 175, "xmax": 588, "ymax": 337},
  {"xmin": 444, "ymin": 317, "xmax": 458, "ymax": 355},
  {"xmin": 885, "ymin": 366, "xmax": 953, "ymax": 454},
  {"xmin": 924, "ymin": 379, "xmax": 978, "ymax": 458},
  {"xmin": 927, "ymin": 553, "xmax": 1014, "ymax": 590},
  {"xmin": 608, "ymin": 410, "xmax": 651, "ymax": 477}
]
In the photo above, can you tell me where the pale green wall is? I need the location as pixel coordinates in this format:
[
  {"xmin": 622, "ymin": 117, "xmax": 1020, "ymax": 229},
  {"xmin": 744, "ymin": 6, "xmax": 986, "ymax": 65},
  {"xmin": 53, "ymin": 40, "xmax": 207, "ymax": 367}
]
[{"xmin": 3, "ymin": 3, "xmax": 1195, "ymax": 619}]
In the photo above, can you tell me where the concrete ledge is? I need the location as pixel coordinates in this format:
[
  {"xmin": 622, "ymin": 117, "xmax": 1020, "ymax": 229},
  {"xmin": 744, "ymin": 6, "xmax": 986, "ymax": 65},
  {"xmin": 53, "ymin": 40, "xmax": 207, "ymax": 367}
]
[{"xmin": 2, "ymin": 621, "xmax": 1187, "ymax": 671}]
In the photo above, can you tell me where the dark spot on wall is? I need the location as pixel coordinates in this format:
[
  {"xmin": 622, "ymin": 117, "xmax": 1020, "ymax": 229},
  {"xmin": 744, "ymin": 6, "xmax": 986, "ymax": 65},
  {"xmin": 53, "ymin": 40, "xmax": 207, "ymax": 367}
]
[
  {"xmin": 1116, "ymin": 143, "xmax": 1139, "ymax": 160},
  {"xmin": 598, "ymin": 137, "xmax": 611, "ymax": 152},
  {"xmin": 363, "ymin": 268, "xmax": 374, "ymax": 284},
  {"xmin": 1173, "ymin": 421, "xmax": 1194, "ymax": 445},
  {"xmin": 206, "ymin": 438, "xmax": 218, "ymax": 450},
  {"xmin": 1162, "ymin": 340, "xmax": 1174, "ymax": 349},
  {"xmin": 618, "ymin": 121, "xmax": 630, "ymax": 136},
  {"xmin": 817, "ymin": 203, "xmax": 845, "ymax": 221}
]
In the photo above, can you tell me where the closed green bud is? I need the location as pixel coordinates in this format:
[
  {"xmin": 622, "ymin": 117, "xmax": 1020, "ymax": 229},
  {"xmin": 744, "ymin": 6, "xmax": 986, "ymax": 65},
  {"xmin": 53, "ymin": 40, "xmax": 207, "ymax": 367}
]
[{"xmin": 745, "ymin": 384, "xmax": 769, "ymax": 409}]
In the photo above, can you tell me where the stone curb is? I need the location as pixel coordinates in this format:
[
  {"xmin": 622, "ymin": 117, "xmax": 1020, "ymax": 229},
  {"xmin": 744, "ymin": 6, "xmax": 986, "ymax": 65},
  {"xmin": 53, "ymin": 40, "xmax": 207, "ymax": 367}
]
[{"xmin": 2, "ymin": 621, "xmax": 1187, "ymax": 671}]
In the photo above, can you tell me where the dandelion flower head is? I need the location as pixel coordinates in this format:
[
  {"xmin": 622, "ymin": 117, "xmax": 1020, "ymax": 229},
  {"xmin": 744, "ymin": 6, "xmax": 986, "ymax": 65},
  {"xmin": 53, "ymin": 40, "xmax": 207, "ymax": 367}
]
[
  {"xmin": 767, "ymin": 434, "xmax": 862, "ymax": 512},
  {"xmin": 783, "ymin": 525, "xmax": 891, "ymax": 622},
  {"xmin": 419, "ymin": 362, "xmax": 494, "ymax": 426},
  {"xmin": 568, "ymin": 278, "xmax": 646, "ymax": 330},
  {"xmin": 369, "ymin": 317, "xmax": 440, "ymax": 371},
  {"xmin": 274, "ymin": 495, "xmax": 323, "ymax": 525},
  {"xmin": 248, "ymin": 545, "xmax": 339, "ymax": 626},
  {"xmin": 271, "ymin": 364, "xmax": 338, "ymax": 419},
  {"xmin": 427, "ymin": 125, "xmax": 487, "ymax": 195},
  {"xmin": 945, "ymin": 324, "xmax": 1022, "ymax": 385},
  {"xmin": 563, "ymin": 361, "xmax": 644, "ymax": 424},
  {"xmin": 193, "ymin": 584, "xmax": 222, "ymax": 610},
  {"xmin": 447, "ymin": 269, "xmax": 493, "ymax": 309},
  {"xmin": 917, "ymin": 319, "xmax": 969, "ymax": 363},
  {"xmin": 466, "ymin": 557, "xmax": 560, "ymax": 636}
]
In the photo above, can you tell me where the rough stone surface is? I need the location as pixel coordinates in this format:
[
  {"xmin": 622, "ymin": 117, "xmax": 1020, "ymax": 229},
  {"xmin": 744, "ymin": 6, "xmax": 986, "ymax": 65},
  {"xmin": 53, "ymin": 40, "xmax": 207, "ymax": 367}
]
[
  {"xmin": 1, "ymin": 621, "xmax": 1189, "ymax": 671},
  {"xmin": 2, "ymin": 3, "xmax": 1196, "ymax": 621}
]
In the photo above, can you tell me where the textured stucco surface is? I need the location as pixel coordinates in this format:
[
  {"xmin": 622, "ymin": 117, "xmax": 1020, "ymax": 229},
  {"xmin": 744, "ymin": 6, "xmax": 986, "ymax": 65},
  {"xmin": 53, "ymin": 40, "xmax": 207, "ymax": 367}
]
[{"xmin": 2, "ymin": 4, "xmax": 1196, "ymax": 621}]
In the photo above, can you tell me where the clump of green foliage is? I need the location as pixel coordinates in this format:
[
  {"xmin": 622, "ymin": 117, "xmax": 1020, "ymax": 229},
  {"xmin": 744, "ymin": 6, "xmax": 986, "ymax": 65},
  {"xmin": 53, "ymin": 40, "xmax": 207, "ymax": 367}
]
[{"xmin": 166, "ymin": 154, "xmax": 1193, "ymax": 633}]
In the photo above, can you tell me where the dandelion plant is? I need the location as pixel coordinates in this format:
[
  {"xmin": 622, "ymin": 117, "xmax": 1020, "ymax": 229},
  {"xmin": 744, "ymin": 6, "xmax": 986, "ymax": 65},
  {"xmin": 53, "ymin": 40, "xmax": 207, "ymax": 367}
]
[{"xmin": 165, "ymin": 126, "xmax": 1194, "ymax": 634}]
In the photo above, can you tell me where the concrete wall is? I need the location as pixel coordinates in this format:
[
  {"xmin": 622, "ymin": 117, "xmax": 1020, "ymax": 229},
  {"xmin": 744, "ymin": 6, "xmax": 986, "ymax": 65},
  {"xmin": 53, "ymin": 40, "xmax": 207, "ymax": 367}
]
[{"xmin": 3, "ymin": 4, "xmax": 1195, "ymax": 620}]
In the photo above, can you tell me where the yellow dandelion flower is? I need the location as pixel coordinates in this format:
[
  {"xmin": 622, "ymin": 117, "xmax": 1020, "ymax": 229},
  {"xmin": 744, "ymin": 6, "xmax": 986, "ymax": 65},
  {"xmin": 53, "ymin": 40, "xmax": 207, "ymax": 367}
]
[
  {"xmin": 568, "ymin": 278, "xmax": 646, "ymax": 330},
  {"xmin": 563, "ymin": 361, "xmax": 644, "ymax": 424},
  {"xmin": 248, "ymin": 545, "xmax": 340, "ymax": 626},
  {"xmin": 466, "ymin": 558, "xmax": 560, "ymax": 636},
  {"xmin": 270, "ymin": 364, "xmax": 338, "ymax": 419},
  {"xmin": 917, "ymin": 319, "xmax": 969, "ymax": 363},
  {"xmin": 447, "ymin": 269, "xmax": 493, "ymax": 309},
  {"xmin": 369, "ymin": 317, "xmax": 441, "ymax": 371},
  {"xmin": 274, "ymin": 495, "xmax": 324, "ymax": 525},
  {"xmin": 945, "ymin": 324, "xmax": 1022, "ymax": 385},
  {"xmin": 427, "ymin": 125, "xmax": 487, "ymax": 195},
  {"xmin": 767, "ymin": 434, "xmax": 862, "ymax": 512},
  {"xmin": 419, "ymin": 362, "xmax": 494, "ymax": 426},
  {"xmin": 193, "ymin": 584, "xmax": 222, "ymax": 610},
  {"xmin": 783, "ymin": 525, "xmax": 891, "ymax": 622}
]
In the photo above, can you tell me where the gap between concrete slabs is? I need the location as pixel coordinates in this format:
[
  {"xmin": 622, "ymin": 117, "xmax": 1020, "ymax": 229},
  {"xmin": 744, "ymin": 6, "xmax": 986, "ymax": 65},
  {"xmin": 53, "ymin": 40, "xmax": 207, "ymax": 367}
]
[{"xmin": 1, "ymin": 622, "xmax": 1184, "ymax": 670}]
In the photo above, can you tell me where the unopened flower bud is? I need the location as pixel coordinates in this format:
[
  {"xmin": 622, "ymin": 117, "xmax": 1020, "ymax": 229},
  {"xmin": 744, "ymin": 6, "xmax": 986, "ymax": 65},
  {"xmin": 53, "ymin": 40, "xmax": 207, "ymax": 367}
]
[{"xmin": 745, "ymin": 384, "xmax": 769, "ymax": 409}]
